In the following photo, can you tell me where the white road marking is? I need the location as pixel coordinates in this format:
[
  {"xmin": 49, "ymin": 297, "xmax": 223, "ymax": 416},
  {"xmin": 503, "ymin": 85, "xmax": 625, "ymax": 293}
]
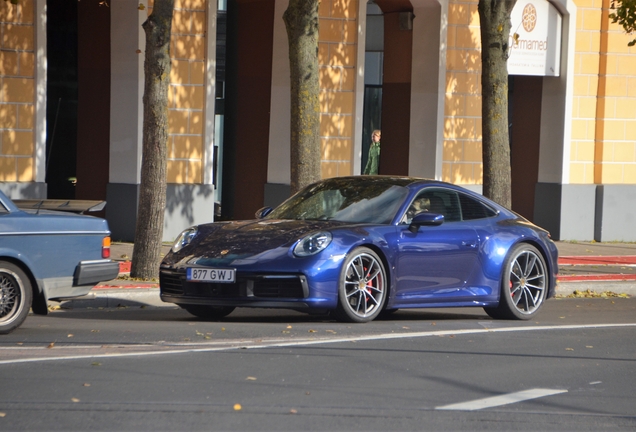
[
  {"xmin": 436, "ymin": 388, "xmax": 568, "ymax": 411},
  {"xmin": 0, "ymin": 323, "xmax": 635, "ymax": 365}
]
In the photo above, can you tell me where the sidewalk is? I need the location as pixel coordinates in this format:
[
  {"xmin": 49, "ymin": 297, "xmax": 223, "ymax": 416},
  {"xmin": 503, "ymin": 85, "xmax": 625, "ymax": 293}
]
[{"xmin": 58, "ymin": 241, "xmax": 636, "ymax": 310}]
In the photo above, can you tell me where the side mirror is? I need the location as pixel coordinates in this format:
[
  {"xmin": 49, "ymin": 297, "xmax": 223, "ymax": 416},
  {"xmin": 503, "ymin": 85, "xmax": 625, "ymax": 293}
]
[
  {"xmin": 255, "ymin": 206, "xmax": 273, "ymax": 219},
  {"xmin": 408, "ymin": 212, "xmax": 444, "ymax": 233}
]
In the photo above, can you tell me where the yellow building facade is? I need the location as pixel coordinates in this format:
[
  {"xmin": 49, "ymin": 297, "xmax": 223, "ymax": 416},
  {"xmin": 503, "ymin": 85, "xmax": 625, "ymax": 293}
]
[
  {"xmin": 0, "ymin": 0, "xmax": 36, "ymax": 184},
  {"xmin": 1, "ymin": 0, "xmax": 634, "ymax": 241}
]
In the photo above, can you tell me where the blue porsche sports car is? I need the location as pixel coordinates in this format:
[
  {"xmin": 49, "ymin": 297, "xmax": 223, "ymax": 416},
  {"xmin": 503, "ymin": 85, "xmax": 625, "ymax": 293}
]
[{"xmin": 160, "ymin": 176, "xmax": 558, "ymax": 323}]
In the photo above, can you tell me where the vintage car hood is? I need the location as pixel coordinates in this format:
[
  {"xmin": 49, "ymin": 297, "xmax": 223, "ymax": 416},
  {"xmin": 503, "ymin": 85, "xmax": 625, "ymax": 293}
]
[{"xmin": 165, "ymin": 219, "xmax": 351, "ymax": 266}]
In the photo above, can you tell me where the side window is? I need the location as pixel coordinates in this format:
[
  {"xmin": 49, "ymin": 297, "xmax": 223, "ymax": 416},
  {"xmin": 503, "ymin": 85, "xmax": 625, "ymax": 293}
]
[
  {"xmin": 405, "ymin": 189, "xmax": 462, "ymax": 222},
  {"xmin": 458, "ymin": 193, "xmax": 497, "ymax": 220}
]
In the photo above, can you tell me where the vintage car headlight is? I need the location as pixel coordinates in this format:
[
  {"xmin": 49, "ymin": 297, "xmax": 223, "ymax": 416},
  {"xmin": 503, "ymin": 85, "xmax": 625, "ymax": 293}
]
[
  {"xmin": 172, "ymin": 227, "xmax": 198, "ymax": 253},
  {"xmin": 293, "ymin": 231, "xmax": 332, "ymax": 257}
]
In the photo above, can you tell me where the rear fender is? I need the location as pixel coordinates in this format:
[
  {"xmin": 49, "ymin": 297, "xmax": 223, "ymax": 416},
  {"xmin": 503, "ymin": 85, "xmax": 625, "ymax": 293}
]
[{"xmin": 0, "ymin": 252, "xmax": 47, "ymax": 315}]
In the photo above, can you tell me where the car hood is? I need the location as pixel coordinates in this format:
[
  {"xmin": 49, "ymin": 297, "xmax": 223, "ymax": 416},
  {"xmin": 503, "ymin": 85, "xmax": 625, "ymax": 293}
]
[{"xmin": 164, "ymin": 219, "xmax": 352, "ymax": 267}]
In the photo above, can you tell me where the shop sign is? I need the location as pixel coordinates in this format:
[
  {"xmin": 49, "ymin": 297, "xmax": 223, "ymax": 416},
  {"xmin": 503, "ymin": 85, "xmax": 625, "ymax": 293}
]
[{"xmin": 508, "ymin": 1, "xmax": 562, "ymax": 76}]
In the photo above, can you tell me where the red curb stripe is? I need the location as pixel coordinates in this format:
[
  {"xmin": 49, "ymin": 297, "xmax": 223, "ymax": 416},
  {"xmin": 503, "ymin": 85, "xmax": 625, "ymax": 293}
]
[
  {"xmin": 558, "ymin": 274, "xmax": 636, "ymax": 282},
  {"xmin": 559, "ymin": 256, "xmax": 636, "ymax": 265}
]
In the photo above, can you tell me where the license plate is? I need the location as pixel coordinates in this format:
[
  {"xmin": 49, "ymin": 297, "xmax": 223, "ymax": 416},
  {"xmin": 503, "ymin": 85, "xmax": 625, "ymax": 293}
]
[{"xmin": 186, "ymin": 268, "xmax": 236, "ymax": 283}]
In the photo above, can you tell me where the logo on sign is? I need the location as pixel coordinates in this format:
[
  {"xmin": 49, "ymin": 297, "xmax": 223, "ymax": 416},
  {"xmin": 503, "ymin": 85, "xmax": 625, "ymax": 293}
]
[{"xmin": 522, "ymin": 3, "xmax": 537, "ymax": 32}]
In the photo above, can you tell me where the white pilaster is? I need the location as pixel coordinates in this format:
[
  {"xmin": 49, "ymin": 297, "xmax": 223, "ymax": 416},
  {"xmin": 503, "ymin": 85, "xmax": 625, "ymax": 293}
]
[{"xmin": 109, "ymin": 0, "xmax": 145, "ymax": 184}]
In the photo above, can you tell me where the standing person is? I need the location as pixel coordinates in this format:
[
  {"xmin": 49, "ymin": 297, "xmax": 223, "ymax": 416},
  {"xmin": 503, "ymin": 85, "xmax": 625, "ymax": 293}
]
[{"xmin": 363, "ymin": 129, "xmax": 381, "ymax": 175}]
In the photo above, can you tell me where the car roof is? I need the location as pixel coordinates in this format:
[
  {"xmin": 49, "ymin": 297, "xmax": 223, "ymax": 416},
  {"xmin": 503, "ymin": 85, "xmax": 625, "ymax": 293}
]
[
  {"xmin": 318, "ymin": 175, "xmax": 470, "ymax": 192},
  {"xmin": 321, "ymin": 175, "xmax": 445, "ymax": 188}
]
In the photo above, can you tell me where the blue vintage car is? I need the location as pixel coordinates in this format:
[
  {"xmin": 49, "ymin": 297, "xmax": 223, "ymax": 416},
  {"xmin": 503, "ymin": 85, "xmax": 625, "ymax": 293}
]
[
  {"xmin": 160, "ymin": 176, "xmax": 559, "ymax": 323},
  {"xmin": 0, "ymin": 190, "xmax": 120, "ymax": 334}
]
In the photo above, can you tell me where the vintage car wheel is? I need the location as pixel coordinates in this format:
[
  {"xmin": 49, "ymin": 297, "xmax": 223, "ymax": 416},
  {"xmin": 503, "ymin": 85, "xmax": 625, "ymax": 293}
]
[
  {"xmin": 332, "ymin": 247, "xmax": 387, "ymax": 323},
  {"xmin": 183, "ymin": 305, "xmax": 235, "ymax": 320},
  {"xmin": 484, "ymin": 244, "xmax": 547, "ymax": 320},
  {"xmin": 0, "ymin": 261, "xmax": 33, "ymax": 334}
]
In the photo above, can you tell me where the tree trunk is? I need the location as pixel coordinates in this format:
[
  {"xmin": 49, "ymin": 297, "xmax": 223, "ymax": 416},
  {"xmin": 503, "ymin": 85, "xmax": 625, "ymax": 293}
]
[
  {"xmin": 131, "ymin": 0, "xmax": 174, "ymax": 279},
  {"xmin": 478, "ymin": 0, "xmax": 516, "ymax": 209},
  {"xmin": 283, "ymin": 0, "xmax": 321, "ymax": 195}
]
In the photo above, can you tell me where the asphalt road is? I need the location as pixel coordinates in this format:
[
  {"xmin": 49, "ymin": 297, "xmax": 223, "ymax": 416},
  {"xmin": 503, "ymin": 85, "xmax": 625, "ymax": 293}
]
[{"xmin": 1, "ymin": 298, "xmax": 635, "ymax": 431}]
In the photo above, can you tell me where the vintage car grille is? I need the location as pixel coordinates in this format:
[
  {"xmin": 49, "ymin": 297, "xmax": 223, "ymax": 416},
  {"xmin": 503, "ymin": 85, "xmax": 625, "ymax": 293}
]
[{"xmin": 160, "ymin": 270, "xmax": 307, "ymax": 299}]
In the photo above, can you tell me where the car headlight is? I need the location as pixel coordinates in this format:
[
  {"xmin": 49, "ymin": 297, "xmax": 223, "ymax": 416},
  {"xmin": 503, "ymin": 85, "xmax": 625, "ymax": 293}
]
[
  {"xmin": 293, "ymin": 231, "xmax": 332, "ymax": 257},
  {"xmin": 172, "ymin": 227, "xmax": 198, "ymax": 253}
]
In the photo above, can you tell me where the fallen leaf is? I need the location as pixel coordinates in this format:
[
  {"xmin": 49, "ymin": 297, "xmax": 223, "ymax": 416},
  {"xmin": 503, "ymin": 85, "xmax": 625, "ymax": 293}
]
[
  {"xmin": 286, "ymin": 325, "xmax": 292, "ymax": 329},
  {"xmin": 246, "ymin": 377, "xmax": 257, "ymax": 381},
  {"xmin": 325, "ymin": 330, "xmax": 336, "ymax": 334},
  {"xmin": 565, "ymin": 348, "xmax": 574, "ymax": 351},
  {"xmin": 71, "ymin": 398, "xmax": 80, "ymax": 403},
  {"xmin": 282, "ymin": 331, "xmax": 290, "ymax": 334},
  {"xmin": 233, "ymin": 403, "xmax": 242, "ymax": 411},
  {"xmin": 83, "ymin": 383, "xmax": 91, "ymax": 387},
  {"xmin": 183, "ymin": 338, "xmax": 191, "ymax": 341},
  {"xmin": 91, "ymin": 330, "xmax": 100, "ymax": 333},
  {"xmin": 305, "ymin": 391, "xmax": 310, "ymax": 395},
  {"xmin": 16, "ymin": 342, "xmax": 23, "ymax": 346},
  {"xmin": 308, "ymin": 329, "xmax": 317, "ymax": 333},
  {"xmin": 402, "ymin": 326, "xmax": 410, "ymax": 329},
  {"xmin": 289, "ymin": 409, "xmax": 298, "ymax": 414},
  {"xmin": 221, "ymin": 328, "xmax": 226, "ymax": 331},
  {"xmin": 47, "ymin": 342, "xmax": 55, "ymax": 349},
  {"xmin": 431, "ymin": 322, "xmax": 436, "ymax": 326},
  {"xmin": 67, "ymin": 334, "xmax": 74, "ymax": 338},
  {"xmin": 0, "ymin": 412, "xmax": 6, "ymax": 417},
  {"xmin": 586, "ymin": 346, "xmax": 593, "ymax": 348},
  {"xmin": 91, "ymin": 362, "xmax": 102, "ymax": 366}
]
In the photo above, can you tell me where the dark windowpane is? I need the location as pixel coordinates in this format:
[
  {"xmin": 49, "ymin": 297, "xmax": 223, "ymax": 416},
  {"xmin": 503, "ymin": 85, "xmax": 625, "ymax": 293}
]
[{"xmin": 459, "ymin": 193, "xmax": 497, "ymax": 220}]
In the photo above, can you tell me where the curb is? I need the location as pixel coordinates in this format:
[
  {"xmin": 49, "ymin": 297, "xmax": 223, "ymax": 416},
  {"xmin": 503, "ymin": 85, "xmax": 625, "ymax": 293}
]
[
  {"xmin": 556, "ymin": 281, "xmax": 636, "ymax": 297},
  {"xmin": 56, "ymin": 286, "xmax": 170, "ymax": 310}
]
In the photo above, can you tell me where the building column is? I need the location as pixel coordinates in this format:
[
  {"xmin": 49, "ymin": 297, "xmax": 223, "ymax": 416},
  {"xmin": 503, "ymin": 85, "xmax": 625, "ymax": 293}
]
[
  {"xmin": 409, "ymin": 0, "xmax": 445, "ymax": 179},
  {"xmin": 377, "ymin": 5, "xmax": 413, "ymax": 176},
  {"xmin": 106, "ymin": 1, "xmax": 145, "ymax": 241}
]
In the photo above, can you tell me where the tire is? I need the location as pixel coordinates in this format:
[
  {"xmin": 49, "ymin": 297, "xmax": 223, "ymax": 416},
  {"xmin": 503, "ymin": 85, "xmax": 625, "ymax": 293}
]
[
  {"xmin": 0, "ymin": 261, "xmax": 33, "ymax": 334},
  {"xmin": 484, "ymin": 244, "xmax": 548, "ymax": 320},
  {"xmin": 183, "ymin": 305, "xmax": 235, "ymax": 320},
  {"xmin": 332, "ymin": 247, "xmax": 387, "ymax": 323}
]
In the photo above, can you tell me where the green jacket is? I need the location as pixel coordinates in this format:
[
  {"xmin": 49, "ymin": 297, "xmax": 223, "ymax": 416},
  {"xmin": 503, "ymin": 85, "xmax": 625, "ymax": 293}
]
[{"xmin": 363, "ymin": 142, "xmax": 380, "ymax": 175}]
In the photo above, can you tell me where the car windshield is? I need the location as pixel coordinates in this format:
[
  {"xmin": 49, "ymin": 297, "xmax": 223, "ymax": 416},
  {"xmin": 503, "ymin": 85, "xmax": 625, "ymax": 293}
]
[{"xmin": 267, "ymin": 178, "xmax": 410, "ymax": 224}]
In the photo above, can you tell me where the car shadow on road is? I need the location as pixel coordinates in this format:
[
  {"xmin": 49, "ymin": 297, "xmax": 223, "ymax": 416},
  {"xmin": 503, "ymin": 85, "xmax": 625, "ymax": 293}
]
[{"xmin": 45, "ymin": 304, "xmax": 491, "ymax": 325}]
